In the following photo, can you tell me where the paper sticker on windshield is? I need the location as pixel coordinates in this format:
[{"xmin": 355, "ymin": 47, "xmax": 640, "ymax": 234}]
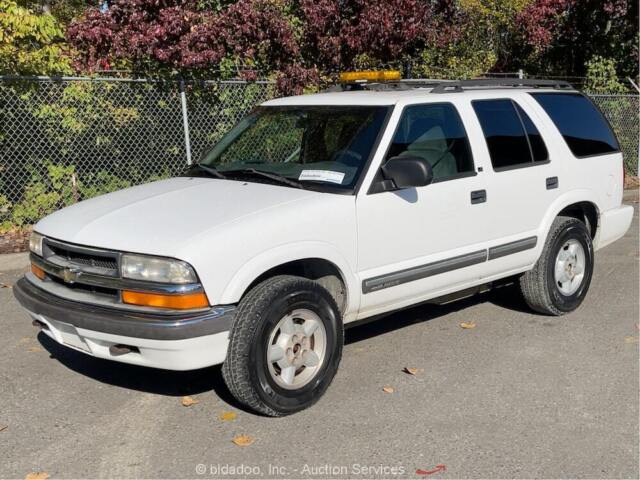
[{"xmin": 299, "ymin": 170, "xmax": 345, "ymax": 184}]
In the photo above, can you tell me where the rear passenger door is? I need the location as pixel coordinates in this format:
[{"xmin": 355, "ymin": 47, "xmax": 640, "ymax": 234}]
[{"xmin": 469, "ymin": 97, "xmax": 560, "ymax": 273}]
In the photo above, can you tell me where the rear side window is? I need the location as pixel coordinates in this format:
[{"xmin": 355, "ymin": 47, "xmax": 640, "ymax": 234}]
[
  {"xmin": 515, "ymin": 104, "xmax": 548, "ymax": 162},
  {"xmin": 530, "ymin": 93, "xmax": 619, "ymax": 157},
  {"xmin": 472, "ymin": 99, "xmax": 548, "ymax": 170}
]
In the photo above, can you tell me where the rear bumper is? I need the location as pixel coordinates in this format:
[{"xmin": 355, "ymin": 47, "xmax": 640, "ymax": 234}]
[
  {"xmin": 595, "ymin": 204, "xmax": 634, "ymax": 250},
  {"xmin": 13, "ymin": 277, "xmax": 234, "ymax": 370}
]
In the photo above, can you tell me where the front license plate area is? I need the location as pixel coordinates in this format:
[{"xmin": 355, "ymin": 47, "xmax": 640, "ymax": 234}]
[{"xmin": 55, "ymin": 322, "xmax": 90, "ymax": 353}]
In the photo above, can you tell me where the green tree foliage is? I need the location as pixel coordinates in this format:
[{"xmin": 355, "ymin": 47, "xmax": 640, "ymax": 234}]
[
  {"xmin": 508, "ymin": 0, "xmax": 638, "ymax": 79},
  {"xmin": 10, "ymin": 163, "xmax": 77, "ymax": 227},
  {"xmin": 0, "ymin": 0, "xmax": 72, "ymax": 74},
  {"xmin": 16, "ymin": 1, "xmax": 90, "ymax": 22},
  {"xmin": 584, "ymin": 56, "xmax": 627, "ymax": 94}
]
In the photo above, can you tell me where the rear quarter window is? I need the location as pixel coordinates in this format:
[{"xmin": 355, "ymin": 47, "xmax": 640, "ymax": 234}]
[
  {"xmin": 472, "ymin": 99, "xmax": 548, "ymax": 170},
  {"xmin": 530, "ymin": 93, "xmax": 620, "ymax": 157}
]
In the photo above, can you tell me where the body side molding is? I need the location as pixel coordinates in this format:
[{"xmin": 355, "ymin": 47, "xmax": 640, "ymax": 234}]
[
  {"xmin": 487, "ymin": 236, "xmax": 538, "ymax": 260},
  {"xmin": 362, "ymin": 236, "xmax": 538, "ymax": 294},
  {"xmin": 362, "ymin": 250, "xmax": 487, "ymax": 294}
]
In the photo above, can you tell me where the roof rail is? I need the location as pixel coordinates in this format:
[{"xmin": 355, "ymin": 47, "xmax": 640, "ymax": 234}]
[
  {"xmin": 323, "ymin": 79, "xmax": 450, "ymax": 92},
  {"xmin": 430, "ymin": 78, "xmax": 574, "ymax": 93},
  {"xmin": 322, "ymin": 77, "xmax": 575, "ymax": 94}
]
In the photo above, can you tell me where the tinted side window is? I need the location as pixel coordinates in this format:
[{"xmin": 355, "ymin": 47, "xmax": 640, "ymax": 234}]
[
  {"xmin": 385, "ymin": 103, "xmax": 474, "ymax": 181},
  {"xmin": 515, "ymin": 104, "xmax": 548, "ymax": 162},
  {"xmin": 472, "ymin": 99, "xmax": 533, "ymax": 169},
  {"xmin": 531, "ymin": 93, "xmax": 619, "ymax": 157}
]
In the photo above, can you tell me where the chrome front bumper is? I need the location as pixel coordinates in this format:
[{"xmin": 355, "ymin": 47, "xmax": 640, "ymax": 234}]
[{"xmin": 14, "ymin": 277, "xmax": 235, "ymax": 341}]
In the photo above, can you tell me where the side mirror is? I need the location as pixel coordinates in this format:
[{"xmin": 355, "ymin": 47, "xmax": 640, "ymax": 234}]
[{"xmin": 381, "ymin": 156, "xmax": 433, "ymax": 190}]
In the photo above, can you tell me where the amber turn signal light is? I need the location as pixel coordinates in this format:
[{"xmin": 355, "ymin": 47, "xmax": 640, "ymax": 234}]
[
  {"xmin": 121, "ymin": 290, "xmax": 209, "ymax": 310},
  {"xmin": 31, "ymin": 263, "xmax": 46, "ymax": 280}
]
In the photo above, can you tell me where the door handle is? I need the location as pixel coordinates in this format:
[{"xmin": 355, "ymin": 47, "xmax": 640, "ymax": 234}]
[
  {"xmin": 546, "ymin": 176, "xmax": 559, "ymax": 189},
  {"xmin": 470, "ymin": 189, "xmax": 486, "ymax": 204}
]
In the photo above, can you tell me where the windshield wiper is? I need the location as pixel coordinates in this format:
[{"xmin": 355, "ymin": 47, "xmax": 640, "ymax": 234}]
[
  {"xmin": 187, "ymin": 163, "xmax": 227, "ymax": 179},
  {"xmin": 222, "ymin": 168, "xmax": 306, "ymax": 189}
]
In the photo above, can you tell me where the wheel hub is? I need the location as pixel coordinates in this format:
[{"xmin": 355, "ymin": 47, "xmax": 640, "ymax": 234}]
[
  {"xmin": 267, "ymin": 309, "xmax": 327, "ymax": 389},
  {"xmin": 554, "ymin": 239, "xmax": 586, "ymax": 296}
]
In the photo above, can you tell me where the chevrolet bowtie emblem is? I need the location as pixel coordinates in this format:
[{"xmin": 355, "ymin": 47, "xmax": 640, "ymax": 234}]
[{"xmin": 62, "ymin": 267, "xmax": 80, "ymax": 284}]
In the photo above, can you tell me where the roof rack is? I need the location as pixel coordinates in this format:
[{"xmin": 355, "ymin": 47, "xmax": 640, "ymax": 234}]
[
  {"xmin": 323, "ymin": 79, "xmax": 454, "ymax": 92},
  {"xmin": 430, "ymin": 78, "xmax": 574, "ymax": 93},
  {"xmin": 324, "ymin": 78, "xmax": 574, "ymax": 93}
]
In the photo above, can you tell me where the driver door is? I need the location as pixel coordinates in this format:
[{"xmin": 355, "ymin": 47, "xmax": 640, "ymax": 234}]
[{"xmin": 355, "ymin": 102, "xmax": 491, "ymax": 317}]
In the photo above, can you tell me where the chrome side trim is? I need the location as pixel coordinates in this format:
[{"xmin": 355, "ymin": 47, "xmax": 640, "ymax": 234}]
[
  {"xmin": 488, "ymin": 236, "xmax": 537, "ymax": 260},
  {"xmin": 31, "ymin": 254, "xmax": 203, "ymax": 295},
  {"xmin": 362, "ymin": 250, "xmax": 487, "ymax": 294}
]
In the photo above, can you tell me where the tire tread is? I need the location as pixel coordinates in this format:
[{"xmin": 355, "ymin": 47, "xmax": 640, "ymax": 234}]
[
  {"xmin": 519, "ymin": 216, "xmax": 587, "ymax": 316},
  {"xmin": 222, "ymin": 275, "xmax": 341, "ymax": 416}
]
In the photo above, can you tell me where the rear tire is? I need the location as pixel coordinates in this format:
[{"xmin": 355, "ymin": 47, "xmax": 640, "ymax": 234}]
[
  {"xmin": 222, "ymin": 275, "xmax": 343, "ymax": 416},
  {"xmin": 520, "ymin": 216, "xmax": 594, "ymax": 316}
]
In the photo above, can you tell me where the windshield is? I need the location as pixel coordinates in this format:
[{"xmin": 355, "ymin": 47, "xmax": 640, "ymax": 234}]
[{"xmin": 198, "ymin": 106, "xmax": 390, "ymax": 190}]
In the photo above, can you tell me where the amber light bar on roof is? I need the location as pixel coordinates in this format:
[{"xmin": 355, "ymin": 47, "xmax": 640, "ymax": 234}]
[{"xmin": 338, "ymin": 70, "xmax": 402, "ymax": 83}]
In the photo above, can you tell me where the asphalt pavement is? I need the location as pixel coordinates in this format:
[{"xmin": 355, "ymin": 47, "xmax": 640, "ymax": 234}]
[{"xmin": 1, "ymin": 198, "xmax": 638, "ymax": 479}]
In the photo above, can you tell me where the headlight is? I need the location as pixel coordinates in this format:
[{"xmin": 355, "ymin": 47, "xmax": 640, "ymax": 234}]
[
  {"xmin": 121, "ymin": 254, "xmax": 198, "ymax": 284},
  {"xmin": 29, "ymin": 232, "xmax": 44, "ymax": 257}
]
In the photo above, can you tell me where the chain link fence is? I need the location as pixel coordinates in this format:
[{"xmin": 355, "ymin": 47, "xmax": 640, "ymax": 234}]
[
  {"xmin": 0, "ymin": 76, "xmax": 277, "ymax": 233},
  {"xmin": 590, "ymin": 94, "xmax": 639, "ymax": 176},
  {"xmin": 1, "ymin": 76, "xmax": 638, "ymax": 236}
]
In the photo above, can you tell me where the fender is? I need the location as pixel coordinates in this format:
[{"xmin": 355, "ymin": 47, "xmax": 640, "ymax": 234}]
[
  {"xmin": 218, "ymin": 241, "xmax": 361, "ymax": 321},
  {"xmin": 534, "ymin": 188, "xmax": 601, "ymax": 261}
]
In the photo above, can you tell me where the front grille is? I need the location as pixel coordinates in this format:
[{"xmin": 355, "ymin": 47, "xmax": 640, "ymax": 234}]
[
  {"xmin": 47, "ymin": 243, "xmax": 118, "ymax": 271},
  {"xmin": 49, "ymin": 275, "xmax": 119, "ymax": 299},
  {"xmin": 31, "ymin": 239, "xmax": 205, "ymax": 313}
]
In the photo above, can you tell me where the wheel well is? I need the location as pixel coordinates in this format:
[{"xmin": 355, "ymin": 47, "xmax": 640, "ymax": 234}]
[
  {"xmin": 558, "ymin": 202, "xmax": 598, "ymax": 239},
  {"xmin": 244, "ymin": 258, "xmax": 348, "ymax": 313}
]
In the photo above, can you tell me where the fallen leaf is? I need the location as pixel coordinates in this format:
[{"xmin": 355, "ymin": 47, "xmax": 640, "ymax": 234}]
[
  {"xmin": 181, "ymin": 396, "xmax": 199, "ymax": 407},
  {"xmin": 0, "ymin": 283, "xmax": 11, "ymax": 289},
  {"xmin": 403, "ymin": 367, "xmax": 419, "ymax": 376},
  {"xmin": 0, "ymin": 425, "xmax": 7, "ymax": 432},
  {"xmin": 624, "ymin": 336, "xmax": 639, "ymax": 344},
  {"xmin": 460, "ymin": 321, "xmax": 476, "ymax": 329},
  {"xmin": 218, "ymin": 411, "xmax": 237, "ymax": 421},
  {"xmin": 27, "ymin": 346, "xmax": 43, "ymax": 353},
  {"xmin": 25, "ymin": 473, "xmax": 49, "ymax": 480},
  {"xmin": 232, "ymin": 435, "xmax": 254, "ymax": 446},
  {"xmin": 382, "ymin": 386, "xmax": 395, "ymax": 393}
]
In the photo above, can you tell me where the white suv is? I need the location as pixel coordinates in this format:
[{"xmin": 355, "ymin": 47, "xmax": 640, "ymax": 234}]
[{"xmin": 15, "ymin": 77, "xmax": 633, "ymax": 416}]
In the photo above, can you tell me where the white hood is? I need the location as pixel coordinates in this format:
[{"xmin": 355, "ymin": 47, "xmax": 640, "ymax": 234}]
[{"xmin": 36, "ymin": 177, "xmax": 318, "ymax": 256}]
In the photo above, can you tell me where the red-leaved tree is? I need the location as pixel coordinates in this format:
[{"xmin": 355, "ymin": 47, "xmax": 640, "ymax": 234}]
[
  {"xmin": 67, "ymin": 0, "xmax": 638, "ymax": 91},
  {"xmin": 67, "ymin": 0, "xmax": 460, "ymax": 92}
]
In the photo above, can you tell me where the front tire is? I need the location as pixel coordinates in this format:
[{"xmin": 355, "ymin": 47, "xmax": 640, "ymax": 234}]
[
  {"xmin": 222, "ymin": 275, "xmax": 343, "ymax": 416},
  {"xmin": 520, "ymin": 216, "xmax": 594, "ymax": 316}
]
